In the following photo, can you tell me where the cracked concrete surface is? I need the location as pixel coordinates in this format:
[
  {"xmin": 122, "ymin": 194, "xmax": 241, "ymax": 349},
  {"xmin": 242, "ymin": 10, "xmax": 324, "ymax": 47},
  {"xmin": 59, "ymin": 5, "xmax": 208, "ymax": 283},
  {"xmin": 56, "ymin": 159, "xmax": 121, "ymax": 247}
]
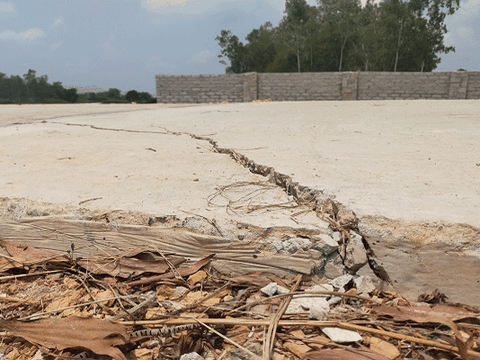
[{"xmin": 1, "ymin": 102, "xmax": 480, "ymax": 305}]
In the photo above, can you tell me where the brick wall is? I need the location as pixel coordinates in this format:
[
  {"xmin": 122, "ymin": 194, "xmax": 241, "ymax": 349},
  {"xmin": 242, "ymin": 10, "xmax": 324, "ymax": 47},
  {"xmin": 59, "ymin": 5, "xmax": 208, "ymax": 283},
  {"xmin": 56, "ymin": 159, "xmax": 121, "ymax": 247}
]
[
  {"xmin": 155, "ymin": 74, "xmax": 244, "ymax": 103},
  {"xmin": 257, "ymin": 72, "xmax": 343, "ymax": 101},
  {"xmin": 467, "ymin": 72, "xmax": 480, "ymax": 99},
  {"xmin": 156, "ymin": 71, "xmax": 480, "ymax": 103},
  {"xmin": 358, "ymin": 72, "xmax": 451, "ymax": 100}
]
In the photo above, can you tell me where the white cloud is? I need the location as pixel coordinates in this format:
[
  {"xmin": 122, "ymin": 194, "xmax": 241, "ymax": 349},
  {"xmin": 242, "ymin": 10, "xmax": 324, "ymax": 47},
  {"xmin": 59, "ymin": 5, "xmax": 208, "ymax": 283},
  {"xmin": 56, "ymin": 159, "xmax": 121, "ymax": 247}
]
[
  {"xmin": 190, "ymin": 49, "xmax": 214, "ymax": 64},
  {"xmin": 0, "ymin": 28, "xmax": 45, "ymax": 41},
  {"xmin": 0, "ymin": 2, "xmax": 16, "ymax": 15},
  {"xmin": 50, "ymin": 18, "xmax": 64, "ymax": 30}
]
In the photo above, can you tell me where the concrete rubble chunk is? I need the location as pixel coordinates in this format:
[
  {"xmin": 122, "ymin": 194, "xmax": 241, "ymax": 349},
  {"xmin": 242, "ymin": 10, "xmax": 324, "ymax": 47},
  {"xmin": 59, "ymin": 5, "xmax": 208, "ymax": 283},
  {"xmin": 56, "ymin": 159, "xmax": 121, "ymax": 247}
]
[
  {"xmin": 298, "ymin": 237, "xmax": 313, "ymax": 250},
  {"xmin": 324, "ymin": 260, "xmax": 344, "ymax": 279},
  {"xmin": 282, "ymin": 238, "xmax": 310, "ymax": 253},
  {"xmin": 344, "ymin": 233, "xmax": 368, "ymax": 273},
  {"xmin": 180, "ymin": 352, "xmax": 205, "ymax": 360},
  {"xmin": 276, "ymin": 285, "xmax": 290, "ymax": 294},
  {"xmin": 354, "ymin": 275, "xmax": 376, "ymax": 295},
  {"xmin": 329, "ymin": 274, "xmax": 353, "ymax": 292},
  {"xmin": 331, "ymin": 231, "xmax": 342, "ymax": 243},
  {"xmin": 272, "ymin": 240, "xmax": 284, "ymax": 252},
  {"xmin": 306, "ymin": 284, "xmax": 334, "ymax": 295},
  {"xmin": 260, "ymin": 282, "xmax": 278, "ymax": 296},
  {"xmin": 282, "ymin": 238, "xmax": 299, "ymax": 253},
  {"xmin": 285, "ymin": 295, "xmax": 330, "ymax": 320},
  {"xmin": 260, "ymin": 282, "xmax": 289, "ymax": 296},
  {"xmin": 322, "ymin": 327, "xmax": 362, "ymax": 343},
  {"xmin": 312, "ymin": 234, "xmax": 339, "ymax": 255}
]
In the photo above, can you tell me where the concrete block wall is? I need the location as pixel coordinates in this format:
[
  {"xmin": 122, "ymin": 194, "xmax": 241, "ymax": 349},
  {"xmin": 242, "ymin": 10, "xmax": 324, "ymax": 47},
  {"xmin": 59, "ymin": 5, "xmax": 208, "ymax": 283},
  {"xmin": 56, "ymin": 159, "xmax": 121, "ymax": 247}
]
[
  {"xmin": 467, "ymin": 72, "xmax": 480, "ymax": 99},
  {"xmin": 358, "ymin": 72, "xmax": 451, "ymax": 100},
  {"xmin": 156, "ymin": 71, "xmax": 480, "ymax": 103},
  {"xmin": 155, "ymin": 74, "xmax": 243, "ymax": 103},
  {"xmin": 257, "ymin": 72, "xmax": 343, "ymax": 101}
]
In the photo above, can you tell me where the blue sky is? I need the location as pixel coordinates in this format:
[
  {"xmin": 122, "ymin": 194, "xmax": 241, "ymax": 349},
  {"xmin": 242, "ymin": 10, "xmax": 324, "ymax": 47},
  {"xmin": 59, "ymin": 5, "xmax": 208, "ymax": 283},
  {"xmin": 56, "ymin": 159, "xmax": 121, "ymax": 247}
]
[{"xmin": 0, "ymin": 0, "xmax": 478, "ymax": 95}]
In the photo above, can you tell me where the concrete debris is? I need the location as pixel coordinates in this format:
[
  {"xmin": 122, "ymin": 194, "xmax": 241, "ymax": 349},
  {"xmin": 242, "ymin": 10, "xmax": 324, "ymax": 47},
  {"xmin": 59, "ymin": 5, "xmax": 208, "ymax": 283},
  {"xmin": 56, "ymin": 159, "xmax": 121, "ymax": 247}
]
[
  {"xmin": 321, "ymin": 327, "xmax": 363, "ymax": 343},
  {"xmin": 260, "ymin": 282, "xmax": 289, "ymax": 296},
  {"xmin": 329, "ymin": 274, "xmax": 354, "ymax": 292},
  {"xmin": 279, "ymin": 237, "xmax": 313, "ymax": 253},
  {"xmin": 324, "ymin": 260, "xmax": 344, "ymax": 279},
  {"xmin": 283, "ymin": 238, "xmax": 301, "ymax": 253},
  {"xmin": 180, "ymin": 352, "xmax": 205, "ymax": 360},
  {"xmin": 311, "ymin": 234, "xmax": 339, "ymax": 255},
  {"xmin": 174, "ymin": 286, "xmax": 189, "ymax": 297},
  {"xmin": 306, "ymin": 284, "xmax": 335, "ymax": 294},
  {"xmin": 331, "ymin": 231, "xmax": 342, "ymax": 243},
  {"xmin": 344, "ymin": 232, "xmax": 368, "ymax": 273},
  {"xmin": 354, "ymin": 275, "xmax": 376, "ymax": 296},
  {"xmin": 260, "ymin": 282, "xmax": 279, "ymax": 296},
  {"xmin": 272, "ymin": 240, "xmax": 284, "ymax": 252},
  {"xmin": 285, "ymin": 295, "xmax": 330, "ymax": 320}
]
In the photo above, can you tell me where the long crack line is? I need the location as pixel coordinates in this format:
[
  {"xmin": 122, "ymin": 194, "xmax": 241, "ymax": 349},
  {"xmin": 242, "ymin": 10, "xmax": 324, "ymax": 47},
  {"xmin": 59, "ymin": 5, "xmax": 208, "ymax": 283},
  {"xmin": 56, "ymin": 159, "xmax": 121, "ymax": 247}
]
[{"xmin": 45, "ymin": 119, "xmax": 390, "ymax": 281}]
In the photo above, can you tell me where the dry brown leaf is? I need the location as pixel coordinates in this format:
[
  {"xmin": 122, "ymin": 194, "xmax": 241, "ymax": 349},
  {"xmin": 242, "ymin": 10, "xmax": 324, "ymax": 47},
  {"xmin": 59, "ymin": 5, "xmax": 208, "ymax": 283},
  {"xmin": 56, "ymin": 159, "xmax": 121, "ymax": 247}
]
[
  {"xmin": 302, "ymin": 348, "xmax": 391, "ymax": 360},
  {"xmin": 369, "ymin": 337, "xmax": 400, "ymax": 359},
  {"xmin": 283, "ymin": 341, "xmax": 312, "ymax": 358},
  {"xmin": 372, "ymin": 304, "xmax": 479, "ymax": 323},
  {"xmin": 228, "ymin": 272, "xmax": 281, "ymax": 288},
  {"xmin": 290, "ymin": 330, "xmax": 306, "ymax": 339},
  {"xmin": 0, "ymin": 317, "xmax": 129, "ymax": 360},
  {"xmin": 417, "ymin": 289, "xmax": 448, "ymax": 304},
  {"xmin": 127, "ymin": 254, "xmax": 214, "ymax": 286},
  {"xmin": 422, "ymin": 315, "xmax": 470, "ymax": 360},
  {"xmin": 78, "ymin": 254, "xmax": 186, "ymax": 278},
  {"xmin": 0, "ymin": 241, "xmax": 68, "ymax": 271},
  {"xmin": 272, "ymin": 352, "xmax": 286, "ymax": 360},
  {"xmin": 187, "ymin": 270, "xmax": 208, "ymax": 286},
  {"xmin": 306, "ymin": 335, "xmax": 332, "ymax": 349},
  {"xmin": 130, "ymin": 348, "xmax": 153, "ymax": 360},
  {"xmin": 3, "ymin": 348, "xmax": 21, "ymax": 360}
]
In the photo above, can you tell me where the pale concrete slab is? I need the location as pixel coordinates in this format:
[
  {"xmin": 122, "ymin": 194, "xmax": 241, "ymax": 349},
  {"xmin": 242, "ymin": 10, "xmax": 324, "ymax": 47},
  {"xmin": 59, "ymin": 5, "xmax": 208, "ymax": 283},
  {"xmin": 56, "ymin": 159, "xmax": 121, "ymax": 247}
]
[
  {"xmin": 1, "ymin": 101, "xmax": 479, "ymax": 229},
  {"xmin": 1, "ymin": 101, "xmax": 480, "ymax": 305}
]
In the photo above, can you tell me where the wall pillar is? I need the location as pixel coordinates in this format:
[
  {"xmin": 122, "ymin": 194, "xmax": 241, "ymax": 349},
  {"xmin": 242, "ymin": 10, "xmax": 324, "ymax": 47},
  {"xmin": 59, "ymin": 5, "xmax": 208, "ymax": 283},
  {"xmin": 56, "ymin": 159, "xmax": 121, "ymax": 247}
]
[
  {"xmin": 243, "ymin": 72, "xmax": 258, "ymax": 102},
  {"xmin": 341, "ymin": 72, "xmax": 359, "ymax": 100},
  {"xmin": 449, "ymin": 71, "xmax": 468, "ymax": 99}
]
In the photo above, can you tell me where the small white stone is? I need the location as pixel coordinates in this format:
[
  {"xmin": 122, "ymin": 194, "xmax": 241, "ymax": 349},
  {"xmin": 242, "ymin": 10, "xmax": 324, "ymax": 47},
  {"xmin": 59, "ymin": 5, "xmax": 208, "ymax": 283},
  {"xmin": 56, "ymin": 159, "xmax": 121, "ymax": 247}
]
[
  {"xmin": 329, "ymin": 274, "xmax": 353, "ymax": 292},
  {"xmin": 180, "ymin": 353, "xmax": 204, "ymax": 360},
  {"xmin": 260, "ymin": 282, "xmax": 278, "ymax": 296},
  {"xmin": 322, "ymin": 327, "xmax": 362, "ymax": 343},
  {"xmin": 354, "ymin": 275, "xmax": 376, "ymax": 295}
]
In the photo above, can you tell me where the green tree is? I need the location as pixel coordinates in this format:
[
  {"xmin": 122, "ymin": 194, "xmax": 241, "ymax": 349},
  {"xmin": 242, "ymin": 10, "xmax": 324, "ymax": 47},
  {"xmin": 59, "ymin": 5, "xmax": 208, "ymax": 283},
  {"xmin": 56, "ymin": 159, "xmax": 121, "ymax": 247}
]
[
  {"xmin": 215, "ymin": 30, "xmax": 250, "ymax": 73},
  {"xmin": 138, "ymin": 92, "xmax": 155, "ymax": 103},
  {"xmin": 107, "ymin": 88, "xmax": 122, "ymax": 99},
  {"xmin": 275, "ymin": 0, "xmax": 312, "ymax": 72},
  {"xmin": 63, "ymin": 88, "xmax": 78, "ymax": 103},
  {"xmin": 125, "ymin": 90, "xmax": 140, "ymax": 102}
]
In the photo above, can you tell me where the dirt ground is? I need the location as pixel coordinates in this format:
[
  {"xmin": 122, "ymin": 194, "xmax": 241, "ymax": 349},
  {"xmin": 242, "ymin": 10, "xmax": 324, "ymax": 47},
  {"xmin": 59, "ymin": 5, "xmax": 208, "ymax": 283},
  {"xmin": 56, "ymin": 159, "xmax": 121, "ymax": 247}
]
[{"xmin": 1, "ymin": 101, "xmax": 479, "ymax": 305}]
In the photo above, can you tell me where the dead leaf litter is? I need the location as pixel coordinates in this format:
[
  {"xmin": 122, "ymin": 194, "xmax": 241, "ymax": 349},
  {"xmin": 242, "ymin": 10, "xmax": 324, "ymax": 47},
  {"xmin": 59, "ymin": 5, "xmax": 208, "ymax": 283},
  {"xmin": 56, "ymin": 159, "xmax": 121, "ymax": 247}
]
[{"xmin": 0, "ymin": 234, "xmax": 479, "ymax": 360}]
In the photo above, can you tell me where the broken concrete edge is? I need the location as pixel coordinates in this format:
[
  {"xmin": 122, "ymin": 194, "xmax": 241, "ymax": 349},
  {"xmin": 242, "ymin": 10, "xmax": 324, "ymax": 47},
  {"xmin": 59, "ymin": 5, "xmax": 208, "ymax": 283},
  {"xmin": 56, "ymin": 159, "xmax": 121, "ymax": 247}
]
[
  {"xmin": 0, "ymin": 122, "xmax": 383, "ymax": 281},
  {"xmin": 188, "ymin": 133, "xmax": 387, "ymax": 282}
]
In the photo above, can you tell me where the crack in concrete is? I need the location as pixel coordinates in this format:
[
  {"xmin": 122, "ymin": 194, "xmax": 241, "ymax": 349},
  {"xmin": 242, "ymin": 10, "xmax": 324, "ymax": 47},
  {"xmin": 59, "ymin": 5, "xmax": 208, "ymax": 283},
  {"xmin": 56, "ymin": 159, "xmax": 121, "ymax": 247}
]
[
  {"xmin": 45, "ymin": 119, "xmax": 388, "ymax": 280},
  {"xmin": 45, "ymin": 120, "xmax": 360, "ymax": 234},
  {"xmin": 3, "ymin": 109, "xmax": 153, "ymax": 127}
]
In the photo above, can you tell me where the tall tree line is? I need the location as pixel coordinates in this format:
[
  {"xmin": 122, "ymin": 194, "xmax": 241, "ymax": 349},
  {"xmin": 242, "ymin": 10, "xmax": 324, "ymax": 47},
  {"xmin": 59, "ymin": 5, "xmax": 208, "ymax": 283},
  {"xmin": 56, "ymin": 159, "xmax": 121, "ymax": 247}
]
[
  {"xmin": 0, "ymin": 69, "xmax": 156, "ymax": 104},
  {"xmin": 216, "ymin": 0, "xmax": 459, "ymax": 73},
  {"xmin": 0, "ymin": 69, "xmax": 78, "ymax": 103}
]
